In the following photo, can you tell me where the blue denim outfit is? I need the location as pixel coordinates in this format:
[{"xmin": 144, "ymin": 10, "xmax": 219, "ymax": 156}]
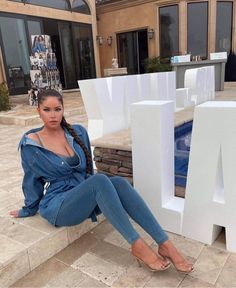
[
  {"xmin": 32, "ymin": 42, "xmax": 46, "ymax": 53},
  {"xmin": 18, "ymin": 124, "xmax": 168, "ymax": 245}
]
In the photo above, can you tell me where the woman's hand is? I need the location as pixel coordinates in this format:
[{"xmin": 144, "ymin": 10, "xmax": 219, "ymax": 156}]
[{"xmin": 9, "ymin": 210, "xmax": 20, "ymax": 218}]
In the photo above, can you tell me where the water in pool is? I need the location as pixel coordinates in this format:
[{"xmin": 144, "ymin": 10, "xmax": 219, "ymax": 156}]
[{"xmin": 174, "ymin": 120, "xmax": 193, "ymax": 187}]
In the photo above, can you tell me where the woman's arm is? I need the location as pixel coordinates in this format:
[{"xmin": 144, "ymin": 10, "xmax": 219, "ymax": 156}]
[{"xmin": 10, "ymin": 146, "xmax": 44, "ymax": 218}]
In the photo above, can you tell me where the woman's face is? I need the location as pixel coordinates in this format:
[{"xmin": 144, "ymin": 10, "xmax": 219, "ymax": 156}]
[
  {"xmin": 37, "ymin": 96, "xmax": 64, "ymax": 129},
  {"xmin": 38, "ymin": 36, "xmax": 44, "ymax": 41}
]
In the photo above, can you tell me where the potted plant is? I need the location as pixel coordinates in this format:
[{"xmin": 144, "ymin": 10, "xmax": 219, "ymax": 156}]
[
  {"xmin": 0, "ymin": 82, "xmax": 10, "ymax": 111},
  {"xmin": 145, "ymin": 56, "xmax": 172, "ymax": 73}
]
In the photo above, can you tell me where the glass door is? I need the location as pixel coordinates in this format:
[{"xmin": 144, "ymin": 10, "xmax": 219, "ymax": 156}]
[
  {"xmin": 27, "ymin": 18, "xmax": 44, "ymax": 51},
  {"xmin": 0, "ymin": 15, "xmax": 31, "ymax": 95},
  {"xmin": 0, "ymin": 14, "xmax": 96, "ymax": 94},
  {"xmin": 117, "ymin": 29, "xmax": 148, "ymax": 74},
  {"xmin": 58, "ymin": 21, "xmax": 77, "ymax": 89},
  {"xmin": 72, "ymin": 23, "xmax": 96, "ymax": 80},
  {"xmin": 138, "ymin": 30, "xmax": 148, "ymax": 73}
]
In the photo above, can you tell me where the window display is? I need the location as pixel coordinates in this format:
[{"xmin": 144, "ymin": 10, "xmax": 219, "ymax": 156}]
[{"xmin": 28, "ymin": 35, "xmax": 62, "ymax": 105}]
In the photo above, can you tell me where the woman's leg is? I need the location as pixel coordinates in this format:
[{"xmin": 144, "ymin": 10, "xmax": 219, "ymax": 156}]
[
  {"xmin": 110, "ymin": 176, "xmax": 168, "ymax": 245},
  {"xmin": 56, "ymin": 174, "xmax": 169, "ymax": 271},
  {"xmin": 56, "ymin": 174, "xmax": 139, "ymax": 244},
  {"xmin": 110, "ymin": 176, "xmax": 193, "ymax": 272}
]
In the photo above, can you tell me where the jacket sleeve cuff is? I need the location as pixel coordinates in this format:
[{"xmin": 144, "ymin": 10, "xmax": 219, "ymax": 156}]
[{"xmin": 18, "ymin": 208, "xmax": 30, "ymax": 218}]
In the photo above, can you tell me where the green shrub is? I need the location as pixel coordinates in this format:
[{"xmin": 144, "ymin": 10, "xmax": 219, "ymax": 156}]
[
  {"xmin": 145, "ymin": 56, "xmax": 172, "ymax": 73},
  {"xmin": 0, "ymin": 82, "xmax": 10, "ymax": 111}
]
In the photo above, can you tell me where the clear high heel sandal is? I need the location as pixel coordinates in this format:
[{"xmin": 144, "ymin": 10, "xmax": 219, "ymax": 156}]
[
  {"xmin": 158, "ymin": 252, "xmax": 194, "ymax": 273},
  {"xmin": 133, "ymin": 255, "xmax": 170, "ymax": 272}
]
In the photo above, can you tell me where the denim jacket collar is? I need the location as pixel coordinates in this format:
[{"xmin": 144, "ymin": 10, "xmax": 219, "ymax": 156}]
[{"xmin": 18, "ymin": 126, "xmax": 82, "ymax": 150}]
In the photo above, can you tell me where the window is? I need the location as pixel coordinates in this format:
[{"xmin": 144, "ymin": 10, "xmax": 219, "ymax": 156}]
[
  {"xmin": 117, "ymin": 30, "xmax": 148, "ymax": 74},
  {"xmin": 73, "ymin": 24, "xmax": 96, "ymax": 79},
  {"xmin": 187, "ymin": 2, "xmax": 208, "ymax": 59},
  {"xmin": 216, "ymin": 1, "xmax": 232, "ymax": 53},
  {"xmin": 0, "ymin": 12, "xmax": 96, "ymax": 94},
  {"xmin": 72, "ymin": 0, "xmax": 91, "ymax": 14},
  {"xmin": 0, "ymin": 16, "xmax": 31, "ymax": 94},
  {"xmin": 159, "ymin": 5, "xmax": 179, "ymax": 58},
  {"xmin": 9, "ymin": 0, "xmax": 70, "ymax": 11}
]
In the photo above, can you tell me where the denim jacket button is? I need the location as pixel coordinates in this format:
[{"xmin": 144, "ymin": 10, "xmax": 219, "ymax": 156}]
[{"xmin": 61, "ymin": 162, "xmax": 64, "ymax": 165}]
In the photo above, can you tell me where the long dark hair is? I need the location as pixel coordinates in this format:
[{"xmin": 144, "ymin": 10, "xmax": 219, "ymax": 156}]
[{"xmin": 37, "ymin": 89, "xmax": 92, "ymax": 175}]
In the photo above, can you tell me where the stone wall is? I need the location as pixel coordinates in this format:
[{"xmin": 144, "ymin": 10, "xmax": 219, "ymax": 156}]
[
  {"xmin": 94, "ymin": 147, "xmax": 133, "ymax": 184},
  {"xmin": 94, "ymin": 146, "xmax": 185, "ymax": 198}
]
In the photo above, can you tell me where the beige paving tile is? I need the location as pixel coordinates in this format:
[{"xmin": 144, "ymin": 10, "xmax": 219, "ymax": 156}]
[
  {"xmin": 103, "ymin": 229, "xmax": 130, "ymax": 250},
  {"xmin": 166, "ymin": 232, "xmax": 205, "ymax": 260},
  {"xmin": 71, "ymin": 252, "xmax": 126, "ymax": 286},
  {"xmin": 67, "ymin": 221, "xmax": 90, "ymax": 244},
  {"xmin": 17, "ymin": 214, "xmax": 57, "ymax": 234},
  {"xmin": 67, "ymin": 218, "xmax": 102, "ymax": 244},
  {"xmin": 0, "ymin": 194, "xmax": 22, "ymax": 211},
  {"xmin": 43, "ymin": 266, "xmax": 86, "ymax": 288},
  {"xmin": 0, "ymin": 200, "xmax": 24, "ymax": 217},
  {"xmin": 28, "ymin": 228, "xmax": 68, "ymax": 270},
  {"xmin": 90, "ymin": 220, "xmax": 115, "ymax": 241},
  {"xmin": 0, "ymin": 182, "xmax": 22, "ymax": 193},
  {"xmin": 215, "ymin": 254, "xmax": 236, "ymax": 287},
  {"xmin": 5, "ymin": 185, "xmax": 22, "ymax": 196},
  {"xmin": 0, "ymin": 217, "xmax": 46, "ymax": 247},
  {"xmin": 190, "ymin": 246, "xmax": 229, "ymax": 285},
  {"xmin": 11, "ymin": 258, "xmax": 68, "ymax": 288},
  {"xmin": 179, "ymin": 275, "xmax": 214, "ymax": 287},
  {"xmin": 0, "ymin": 234, "xmax": 26, "ymax": 265},
  {"xmin": 144, "ymin": 266, "xmax": 185, "ymax": 287},
  {"xmin": 112, "ymin": 262, "xmax": 152, "ymax": 288},
  {"xmin": 90, "ymin": 240, "xmax": 135, "ymax": 268},
  {"xmin": 212, "ymin": 230, "xmax": 226, "ymax": 251},
  {"xmin": 0, "ymin": 188, "xmax": 8, "ymax": 196},
  {"xmin": 0, "ymin": 250, "xmax": 30, "ymax": 287},
  {"xmin": 77, "ymin": 275, "xmax": 109, "ymax": 288},
  {"xmin": 55, "ymin": 232, "xmax": 98, "ymax": 265}
]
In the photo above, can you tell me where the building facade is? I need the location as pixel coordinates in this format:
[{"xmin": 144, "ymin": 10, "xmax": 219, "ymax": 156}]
[
  {"xmin": 96, "ymin": 0, "xmax": 235, "ymax": 77},
  {"xmin": 0, "ymin": 0, "xmax": 235, "ymax": 95},
  {"xmin": 0, "ymin": 0, "xmax": 101, "ymax": 95}
]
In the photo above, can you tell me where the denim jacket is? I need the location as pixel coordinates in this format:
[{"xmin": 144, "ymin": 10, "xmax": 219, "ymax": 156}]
[{"xmin": 18, "ymin": 124, "xmax": 98, "ymax": 225}]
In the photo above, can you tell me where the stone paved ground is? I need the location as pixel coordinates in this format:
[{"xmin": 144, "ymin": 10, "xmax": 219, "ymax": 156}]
[
  {"xmin": 10, "ymin": 221, "xmax": 236, "ymax": 288},
  {"xmin": 0, "ymin": 86, "xmax": 236, "ymax": 287}
]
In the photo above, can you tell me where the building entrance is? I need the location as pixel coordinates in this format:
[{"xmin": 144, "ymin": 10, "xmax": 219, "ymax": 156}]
[
  {"xmin": 117, "ymin": 29, "xmax": 148, "ymax": 74},
  {"xmin": 0, "ymin": 13, "xmax": 95, "ymax": 95}
]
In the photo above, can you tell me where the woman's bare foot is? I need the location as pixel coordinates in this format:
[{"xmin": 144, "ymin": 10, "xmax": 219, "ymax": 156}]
[
  {"xmin": 158, "ymin": 240, "xmax": 193, "ymax": 273},
  {"xmin": 131, "ymin": 238, "xmax": 170, "ymax": 272}
]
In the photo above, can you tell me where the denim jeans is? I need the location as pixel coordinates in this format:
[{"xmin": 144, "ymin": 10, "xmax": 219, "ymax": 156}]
[{"xmin": 55, "ymin": 174, "xmax": 168, "ymax": 245}]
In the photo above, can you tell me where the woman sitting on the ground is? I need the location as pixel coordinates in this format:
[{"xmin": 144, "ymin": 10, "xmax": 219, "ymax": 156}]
[{"xmin": 10, "ymin": 89, "xmax": 193, "ymax": 273}]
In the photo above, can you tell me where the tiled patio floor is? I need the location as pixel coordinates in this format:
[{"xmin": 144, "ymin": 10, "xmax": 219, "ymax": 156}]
[
  {"xmin": 11, "ymin": 220, "xmax": 236, "ymax": 288},
  {"xmin": 0, "ymin": 85, "xmax": 236, "ymax": 287},
  {"xmin": 0, "ymin": 90, "xmax": 85, "ymax": 126}
]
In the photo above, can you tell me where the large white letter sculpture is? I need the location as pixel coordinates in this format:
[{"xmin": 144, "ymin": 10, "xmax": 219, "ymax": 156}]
[
  {"xmin": 131, "ymin": 101, "xmax": 184, "ymax": 234},
  {"xmin": 182, "ymin": 101, "xmax": 236, "ymax": 252},
  {"xmin": 78, "ymin": 77, "xmax": 126, "ymax": 140},
  {"xmin": 184, "ymin": 67, "xmax": 215, "ymax": 105},
  {"xmin": 79, "ymin": 72, "xmax": 177, "ymax": 140}
]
